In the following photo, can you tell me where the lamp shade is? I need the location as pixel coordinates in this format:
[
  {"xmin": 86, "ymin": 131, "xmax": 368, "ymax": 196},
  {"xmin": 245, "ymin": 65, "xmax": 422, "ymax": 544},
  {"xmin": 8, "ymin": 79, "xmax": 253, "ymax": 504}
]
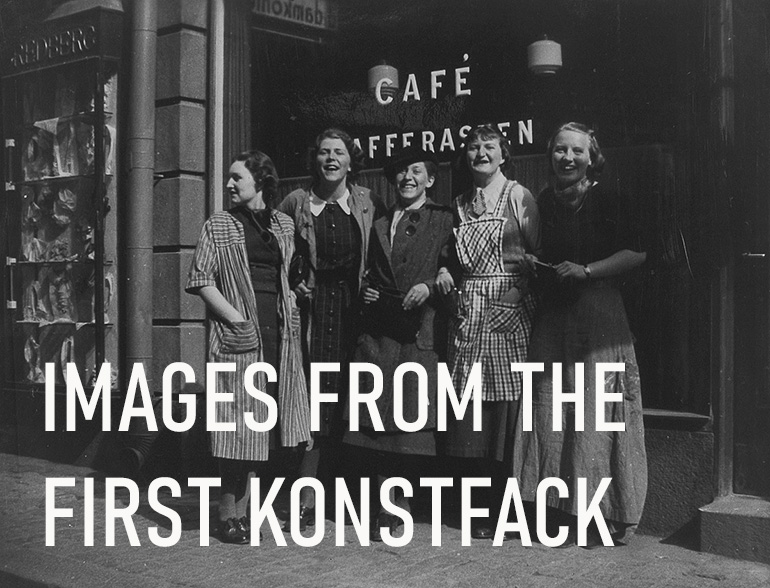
[
  {"xmin": 527, "ymin": 39, "xmax": 562, "ymax": 75},
  {"xmin": 368, "ymin": 63, "xmax": 399, "ymax": 104}
]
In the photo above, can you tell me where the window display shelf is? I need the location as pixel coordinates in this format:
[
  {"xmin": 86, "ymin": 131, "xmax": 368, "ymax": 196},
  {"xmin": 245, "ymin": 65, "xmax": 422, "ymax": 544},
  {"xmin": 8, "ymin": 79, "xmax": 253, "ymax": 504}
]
[
  {"xmin": 17, "ymin": 260, "xmax": 113, "ymax": 266},
  {"xmin": 23, "ymin": 111, "xmax": 114, "ymax": 127},
  {"xmin": 16, "ymin": 173, "xmax": 114, "ymax": 186},
  {"xmin": 16, "ymin": 320, "xmax": 114, "ymax": 327},
  {"xmin": 4, "ymin": 379, "xmax": 118, "ymax": 392}
]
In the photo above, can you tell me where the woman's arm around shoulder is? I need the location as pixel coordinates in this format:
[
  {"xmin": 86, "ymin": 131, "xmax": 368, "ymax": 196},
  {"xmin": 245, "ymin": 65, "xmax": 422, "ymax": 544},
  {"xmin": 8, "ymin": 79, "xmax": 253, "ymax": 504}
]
[
  {"xmin": 271, "ymin": 209, "xmax": 296, "ymax": 236},
  {"xmin": 276, "ymin": 188, "xmax": 307, "ymax": 218},
  {"xmin": 512, "ymin": 183, "xmax": 542, "ymax": 259}
]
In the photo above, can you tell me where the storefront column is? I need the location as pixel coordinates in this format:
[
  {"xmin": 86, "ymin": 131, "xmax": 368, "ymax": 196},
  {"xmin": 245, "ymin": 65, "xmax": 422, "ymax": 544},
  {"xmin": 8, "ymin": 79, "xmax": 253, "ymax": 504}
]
[
  {"xmin": 125, "ymin": 0, "xmax": 157, "ymax": 388},
  {"xmin": 222, "ymin": 0, "xmax": 253, "ymax": 209},
  {"xmin": 699, "ymin": 0, "xmax": 770, "ymax": 564}
]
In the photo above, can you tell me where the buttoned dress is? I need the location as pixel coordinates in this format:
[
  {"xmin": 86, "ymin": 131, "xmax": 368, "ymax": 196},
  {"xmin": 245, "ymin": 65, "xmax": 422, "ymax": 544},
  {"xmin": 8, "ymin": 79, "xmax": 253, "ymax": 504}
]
[
  {"xmin": 278, "ymin": 185, "xmax": 382, "ymax": 436},
  {"xmin": 445, "ymin": 179, "xmax": 540, "ymax": 460},
  {"xmin": 186, "ymin": 210, "xmax": 311, "ymax": 461}
]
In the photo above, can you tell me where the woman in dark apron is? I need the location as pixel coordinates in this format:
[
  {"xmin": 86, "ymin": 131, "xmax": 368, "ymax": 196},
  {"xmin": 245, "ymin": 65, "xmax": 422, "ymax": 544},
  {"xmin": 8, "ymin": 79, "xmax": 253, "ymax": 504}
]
[{"xmin": 512, "ymin": 123, "xmax": 648, "ymax": 548}]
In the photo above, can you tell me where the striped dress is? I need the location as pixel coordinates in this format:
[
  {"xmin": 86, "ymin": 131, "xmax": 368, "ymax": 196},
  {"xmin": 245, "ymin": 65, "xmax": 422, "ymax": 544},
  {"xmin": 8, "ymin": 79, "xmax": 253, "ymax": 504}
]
[{"xmin": 186, "ymin": 211, "xmax": 311, "ymax": 461}]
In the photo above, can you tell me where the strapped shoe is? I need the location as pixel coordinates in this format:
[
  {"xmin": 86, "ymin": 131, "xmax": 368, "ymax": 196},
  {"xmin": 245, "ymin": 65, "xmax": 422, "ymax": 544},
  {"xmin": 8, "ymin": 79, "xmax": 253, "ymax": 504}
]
[{"xmin": 218, "ymin": 518, "xmax": 249, "ymax": 544}]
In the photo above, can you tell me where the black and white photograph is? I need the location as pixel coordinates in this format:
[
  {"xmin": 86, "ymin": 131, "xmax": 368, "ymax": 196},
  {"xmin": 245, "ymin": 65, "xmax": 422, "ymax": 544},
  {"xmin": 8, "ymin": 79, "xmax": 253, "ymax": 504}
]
[{"xmin": 0, "ymin": 1, "xmax": 769, "ymax": 587}]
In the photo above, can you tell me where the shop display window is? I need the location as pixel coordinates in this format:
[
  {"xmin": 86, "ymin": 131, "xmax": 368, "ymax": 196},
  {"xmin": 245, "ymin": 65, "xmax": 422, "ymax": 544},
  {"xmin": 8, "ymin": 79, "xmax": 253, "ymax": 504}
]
[{"xmin": 2, "ymin": 58, "xmax": 118, "ymax": 391}]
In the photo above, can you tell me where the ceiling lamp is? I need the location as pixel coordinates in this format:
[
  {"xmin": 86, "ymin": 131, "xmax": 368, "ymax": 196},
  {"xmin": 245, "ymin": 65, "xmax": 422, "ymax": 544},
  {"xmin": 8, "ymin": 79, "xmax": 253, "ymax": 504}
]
[
  {"xmin": 368, "ymin": 62, "xmax": 399, "ymax": 105},
  {"xmin": 527, "ymin": 36, "xmax": 562, "ymax": 75}
]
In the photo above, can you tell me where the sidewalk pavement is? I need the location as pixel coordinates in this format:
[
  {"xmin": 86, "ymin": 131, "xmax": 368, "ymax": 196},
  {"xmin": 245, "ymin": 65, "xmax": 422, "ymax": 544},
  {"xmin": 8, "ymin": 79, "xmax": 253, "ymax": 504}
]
[{"xmin": 1, "ymin": 453, "xmax": 769, "ymax": 588}]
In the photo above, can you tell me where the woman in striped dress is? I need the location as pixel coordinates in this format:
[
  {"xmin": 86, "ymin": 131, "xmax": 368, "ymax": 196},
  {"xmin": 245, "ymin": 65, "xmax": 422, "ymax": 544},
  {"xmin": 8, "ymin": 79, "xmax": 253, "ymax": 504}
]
[
  {"xmin": 187, "ymin": 150, "xmax": 310, "ymax": 544},
  {"xmin": 440, "ymin": 124, "xmax": 541, "ymax": 539}
]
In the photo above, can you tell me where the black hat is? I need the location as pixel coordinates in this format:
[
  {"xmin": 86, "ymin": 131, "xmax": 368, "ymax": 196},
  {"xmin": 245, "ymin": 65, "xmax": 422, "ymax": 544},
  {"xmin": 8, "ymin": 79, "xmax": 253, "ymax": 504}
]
[{"xmin": 383, "ymin": 146, "xmax": 439, "ymax": 184}]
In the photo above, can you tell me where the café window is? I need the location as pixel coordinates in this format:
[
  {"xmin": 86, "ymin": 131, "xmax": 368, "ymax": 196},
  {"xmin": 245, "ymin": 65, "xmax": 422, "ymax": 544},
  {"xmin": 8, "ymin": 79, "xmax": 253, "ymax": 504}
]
[{"xmin": 249, "ymin": 0, "xmax": 710, "ymax": 416}]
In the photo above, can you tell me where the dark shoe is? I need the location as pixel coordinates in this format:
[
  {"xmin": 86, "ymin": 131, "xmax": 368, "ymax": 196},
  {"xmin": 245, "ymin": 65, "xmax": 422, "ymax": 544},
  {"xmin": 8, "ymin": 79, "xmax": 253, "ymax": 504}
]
[
  {"xmin": 582, "ymin": 531, "xmax": 615, "ymax": 549},
  {"xmin": 218, "ymin": 518, "xmax": 249, "ymax": 544},
  {"xmin": 370, "ymin": 519, "xmax": 383, "ymax": 543},
  {"xmin": 237, "ymin": 516, "xmax": 251, "ymax": 540},
  {"xmin": 554, "ymin": 531, "xmax": 577, "ymax": 548},
  {"xmin": 370, "ymin": 513, "xmax": 401, "ymax": 542},
  {"xmin": 300, "ymin": 505, "xmax": 316, "ymax": 529},
  {"xmin": 471, "ymin": 525, "xmax": 494, "ymax": 539},
  {"xmin": 503, "ymin": 531, "xmax": 519, "ymax": 541},
  {"xmin": 283, "ymin": 505, "xmax": 315, "ymax": 533},
  {"xmin": 237, "ymin": 517, "xmax": 263, "ymax": 542}
]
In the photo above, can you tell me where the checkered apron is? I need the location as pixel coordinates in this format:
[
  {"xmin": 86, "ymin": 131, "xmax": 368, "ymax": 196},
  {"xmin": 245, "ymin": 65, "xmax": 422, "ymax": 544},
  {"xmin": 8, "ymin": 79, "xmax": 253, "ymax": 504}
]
[{"xmin": 448, "ymin": 181, "xmax": 536, "ymax": 401}]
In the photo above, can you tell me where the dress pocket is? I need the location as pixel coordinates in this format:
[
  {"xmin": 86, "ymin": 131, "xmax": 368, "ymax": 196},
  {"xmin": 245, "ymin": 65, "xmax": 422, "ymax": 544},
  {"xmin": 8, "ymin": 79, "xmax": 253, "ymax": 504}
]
[
  {"xmin": 220, "ymin": 320, "xmax": 259, "ymax": 354},
  {"xmin": 486, "ymin": 301, "xmax": 522, "ymax": 334},
  {"xmin": 287, "ymin": 292, "xmax": 302, "ymax": 337}
]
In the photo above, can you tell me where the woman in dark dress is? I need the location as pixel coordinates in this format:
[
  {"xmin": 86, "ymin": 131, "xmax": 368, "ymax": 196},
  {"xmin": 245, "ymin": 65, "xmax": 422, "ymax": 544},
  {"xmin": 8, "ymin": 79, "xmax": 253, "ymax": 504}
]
[
  {"xmin": 278, "ymin": 128, "xmax": 382, "ymax": 530},
  {"xmin": 343, "ymin": 147, "xmax": 455, "ymax": 540},
  {"xmin": 512, "ymin": 122, "xmax": 648, "ymax": 548},
  {"xmin": 186, "ymin": 150, "xmax": 309, "ymax": 544}
]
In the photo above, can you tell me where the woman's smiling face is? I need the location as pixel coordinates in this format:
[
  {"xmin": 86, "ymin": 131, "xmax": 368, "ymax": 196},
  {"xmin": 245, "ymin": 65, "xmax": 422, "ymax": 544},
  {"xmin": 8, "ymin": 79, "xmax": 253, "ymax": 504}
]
[
  {"xmin": 396, "ymin": 162, "xmax": 435, "ymax": 203},
  {"xmin": 551, "ymin": 130, "xmax": 592, "ymax": 186},
  {"xmin": 466, "ymin": 135, "xmax": 505, "ymax": 179},
  {"xmin": 315, "ymin": 138, "xmax": 351, "ymax": 185}
]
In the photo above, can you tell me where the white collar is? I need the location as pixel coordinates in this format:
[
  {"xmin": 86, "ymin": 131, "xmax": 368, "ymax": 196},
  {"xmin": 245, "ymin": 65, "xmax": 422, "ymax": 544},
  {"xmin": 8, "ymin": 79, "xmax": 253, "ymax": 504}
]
[
  {"xmin": 310, "ymin": 188, "xmax": 351, "ymax": 216},
  {"xmin": 477, "ymin": 171, "xmax": 507, "ymax": 206},
  {"xmin": 397, "ymin": 195, "xmax": 427, "ymax": 212}
]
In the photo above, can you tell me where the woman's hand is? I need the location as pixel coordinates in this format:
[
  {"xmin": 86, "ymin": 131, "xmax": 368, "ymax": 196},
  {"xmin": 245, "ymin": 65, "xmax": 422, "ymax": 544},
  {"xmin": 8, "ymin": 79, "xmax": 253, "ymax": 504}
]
[
  {"xmin": 553, "ymin": 251, "xmax": 647, "ymax": 283},
  {"xmin": 435, "ymin": 267, "xmax": 455, "ymax": 295},
  {"xmin": 522, "ymin": 253, "xmax": 539, "ymax": 273},
  {"xmin": 554, "ymin": 261, "xmax": 588, "ymax": 282},
  {"xmin": 295, "ymin": 280, "xmax": 314, "ymax": 302},
  {"xmin": 499, "ymin": 286, "xmax": 523, "ymax": 305},
  {"xmin": 226, "ymin": 313, "xmax": 246, "ymax": 326},
  {"xmin": 403, "ymin": 283, "xmax": 430, "ymax": 310},
  {"xmin": 363, "ymin": 287, "xmax": 380, "ymax": 304}
]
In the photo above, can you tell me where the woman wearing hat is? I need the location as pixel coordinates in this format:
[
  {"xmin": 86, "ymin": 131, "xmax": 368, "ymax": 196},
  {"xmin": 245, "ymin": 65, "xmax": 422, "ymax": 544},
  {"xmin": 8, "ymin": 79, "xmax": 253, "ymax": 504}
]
[{"xmin": 343, "ymin": 146, "xmax": 455, "ymax": 540}]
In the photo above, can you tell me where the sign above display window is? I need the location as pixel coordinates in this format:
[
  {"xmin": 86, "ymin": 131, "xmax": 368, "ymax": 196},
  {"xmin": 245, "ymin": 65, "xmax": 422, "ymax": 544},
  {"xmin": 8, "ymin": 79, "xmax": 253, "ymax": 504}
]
[
  {"xmin": 253, "ymin": 0, "xmax": 338, "ymax": 32},
  {"xmin": 1, "ymin": 7, "xmax": 122, "ymax": 76}
]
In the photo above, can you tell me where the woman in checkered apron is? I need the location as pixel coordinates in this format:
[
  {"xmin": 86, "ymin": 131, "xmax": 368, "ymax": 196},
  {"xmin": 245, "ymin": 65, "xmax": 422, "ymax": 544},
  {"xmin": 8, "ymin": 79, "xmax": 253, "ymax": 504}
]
[{"xmin": 440, "ymin": 124, "xmax": 541, "ymax": 539}]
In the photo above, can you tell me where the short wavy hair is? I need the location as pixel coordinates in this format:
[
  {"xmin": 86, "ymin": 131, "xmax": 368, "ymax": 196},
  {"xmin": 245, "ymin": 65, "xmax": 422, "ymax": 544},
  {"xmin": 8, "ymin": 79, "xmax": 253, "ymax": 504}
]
[
  {"xmin": 233, "ymin": 150, "xmax": 280, "ymax": 208},
  {"xmin": 546, "ymin": 122, "xmax": 605, "ymax": 181},
  {"xmin": 307, "ymin": 127, "xmax": 366, "ymax": 182},
  {"xmin": 460, "ymin": 123, "xmax": 515, "ymax": 178}
]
